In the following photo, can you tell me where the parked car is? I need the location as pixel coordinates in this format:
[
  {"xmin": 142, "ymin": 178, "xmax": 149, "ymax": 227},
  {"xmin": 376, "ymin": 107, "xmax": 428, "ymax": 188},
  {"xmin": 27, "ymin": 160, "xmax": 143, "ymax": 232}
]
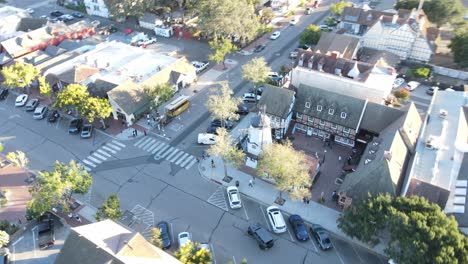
[
  {"xmin": 91, "ymin": 20, "xmax": 101, "ymax": 27},
  {"xmin": 80, "ymin": 124, "xmax": 93, "ymax": 139},
  {"xmin": 268, "ymin": 72, "xmax": 283, "ymax": 82},
  {"xmin": 71, "ymin": 12, "xmax": 84, "ymax": 18},
  {"xmin": 25, "ymin": 8, "xmax": 34, "ymax": 14},
  {"xmin": 310, "ymin": 224, "xmax": 333, "ymax": 250},
  {"xmin": 289, "ymin": 215, "xmax": 309, "ymax": 241},
  {"xmin": 192, "ymin": 61, "xmax": 210, "ymax": 74},
  {"xmin": 392, "ymin": 77, "xmax": 405, "ymax": 88},
  {"xmin": 319, "ymin": 25, "xmax": 331, "ymax": 31},
  {"xmin": 249, "ymin": 86, "xmax": 264, "ymax": 96},
  {"xmin": 211, "ymin": 119, "xmax": 234, "ymax": 129},
  {"xmin": 47, "ymin": 110, "xmax": 60, "ymax": 123},
  {"xmin": 33, "ymin": 105, "xmax": 48, "ymax": 120},
  {"xmin": 405, "ymin": 81, "xmax": 420, "ymax": 91},
  {"xmin": 58, "ymin": 14, "xmax": 74, "ymax": 22},
  {"xmin": 242, "ymin": 93, "xmax": 261, "ymax": 103},
  {"xmin": 305, "ymin": 7, "xmax": 312, "ymax": 14},
  {"xmin": 290, "ymin": 16, "xmax": 299, "ymax": 25},
  {"xmin": 253, "ymin": 44, "xmax": 266, "ymax": 53},
  {"xmin": 15, "ymin": 94, "xmax": 28, "ymax": 107},
  {"xmin": 206, "ymin": 126, "xmax": 219, "ymax": 135},
  {"xmin": 270, "ymin": 31, "xmax": 281, "ymax": 40},
  {"xmin": 198, "ymin": 133, "xmax": 216, "ymax": 145},
  {"xmin": 157, "ymin": 221, "xmax": 172, "ymax": 249},
  {"xmin": 266, "ymin": 206, "xmax": 287, "ymax": 233},
  {"xmin": 177, "ymin": 232, "xmax": 191, "ymax": 248},
  {"xmin": 248, "ymin": 223, "xmax": 274, "ymax": 249},
  {"xmin": 236, "ymin": 103, "xmax": 249, "ymax": 115},
  {"xmin": 68, "ymin": 118, "xmax": 83, "ymax": 134},
  {"xmin": 98, "ymin": 24, "xmax": 118, "ymax": 35},
  {"xmin": 426, "ymin": 86, "xmax": 438, "ymax": 95},
  {"xmin": 39, "ymin": 15, "xmax": 49, "ymax": 20},
  {"xmin": 0, "ymin": 88, "xmax": 8, "ymax": 100},
  {"xmin": 227, "ymin": 186, "xmax": 242, "ymax": 209},
  {"xmin": 25, "ymin": 99, "xmax": 39, "ymax": 111},
  {"xmin": 137, "ymin": 37, "xmax": 157, "ymax": 47},
  {"xmin": 50, "ymin": 10, "xmax": 64, "ymax": 17}
]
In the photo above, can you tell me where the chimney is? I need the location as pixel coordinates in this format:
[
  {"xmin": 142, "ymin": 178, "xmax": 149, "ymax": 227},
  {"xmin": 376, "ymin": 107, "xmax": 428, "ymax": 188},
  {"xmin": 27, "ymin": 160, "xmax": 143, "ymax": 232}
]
[
  {"xmin": 307, "ymin": 59, "xmax": 313, "ymax": 69},
  {"xmin": 298, "ymin": 54, "xmax": 305, "ymax": 67},
  {"xmin": 392, "ymin": 14, "xmax": 398, "ymax": 24},
  {"xmin": 330, "ymin": 52, "xmax": 338, "ymax": 60}
]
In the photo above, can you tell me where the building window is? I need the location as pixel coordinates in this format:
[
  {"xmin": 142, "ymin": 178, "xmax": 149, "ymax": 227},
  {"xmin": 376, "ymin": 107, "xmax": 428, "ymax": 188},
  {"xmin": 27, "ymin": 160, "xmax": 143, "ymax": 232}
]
[
  {"xmin": 308, "ymin": 116, "xmax": 314, "ymax": 123},
  {"xmin": 296, "ymin": 113, "xmax": 302, "ymax": 119},
  {"xmin": 92, "ymin": 0, "xmax": 97, "ymax": 2},
  {"xmin": 319, "ymin": 120, "xmax": 325, "ymax": 126},
  {"xmin": 328, "ymin": 108, "xmax": 334, "ymax": 115},
  {"xmin": 93, "ymin": 5, "xmax": 100, "ymax": 11},
  {"xmin": 317, "ymin": 105, "xmax": 322, "ymax": 111},
  {"xmin": 305, "ymin": 102, "xmax": 311, "ymax": 108},
  {"xmin": 341, "ymin": 112, "xmax": 347, "ymax": 119},
  {"xmin": 331, "ymin": 123, "xmax": 337, "ymax": 129},
  {"xmin": 343, "ymin": 127, "xmax": 350, "ymax": 133}
]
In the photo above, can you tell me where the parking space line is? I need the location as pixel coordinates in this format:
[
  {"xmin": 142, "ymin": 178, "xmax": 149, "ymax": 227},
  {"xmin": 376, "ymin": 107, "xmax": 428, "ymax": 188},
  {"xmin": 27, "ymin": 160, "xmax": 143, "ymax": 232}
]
[
  {"xmin": 210, "ymin": 244, "xmax": 217, "ymax": 264},
  {"xmin": 242, "ymin": 203, "xmax": 249, "ymax": 221},
  {"xmin": 259, "ymin": 205, "xmax": 271, "ymax": 231},
  {"xmin": 31, "ymin": 226, "xmax": 37, "ymax": 257},
  {"xmin": 170, "ymin": 223, "xmax": 175, "ymax": 247},
  {"xmin": 351, "ymin": 243, "xmax": 365, "ymax": 264},
  {"xmin": 309, "ymin": 236, "xmax": 318, "ymax": 253},
  {"xmin": 332, "ymin": 241, "xmax": 346, "ymax": 264},
  {"xmin": 286, "ymin": 227, "xmax": 295, "ymax": 241},
  {"xmin": 232, "ymin": 256, "xmax": 237, "ymax": 264},
  {"xmin": 12, "ymin": 236, "xmax": 24, "ymax": 262}
]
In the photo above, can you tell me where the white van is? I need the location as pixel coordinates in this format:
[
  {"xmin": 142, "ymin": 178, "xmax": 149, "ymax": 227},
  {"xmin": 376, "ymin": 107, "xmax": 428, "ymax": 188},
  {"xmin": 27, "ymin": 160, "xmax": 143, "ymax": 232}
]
[{"xmin": 198, "ymin": 133, "xmax": 216, "ymax": 145}]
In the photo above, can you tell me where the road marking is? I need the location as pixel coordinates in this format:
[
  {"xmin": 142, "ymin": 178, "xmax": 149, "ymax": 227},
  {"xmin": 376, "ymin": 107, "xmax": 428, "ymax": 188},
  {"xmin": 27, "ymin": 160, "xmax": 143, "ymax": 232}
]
[
  {"xmin": 97, "ymin": 149, "xmax": 112, "ymax": 157},
  {"xmin": 210, "ymin": 244, "xmax": 217, "ymax": 264},
  {"xmin": 79, "ymin": 163, "xmax": 91, "ymax": 172},
  {"xmin": 82, "ymin": 159, "xmax": 97, "ymax": 167},
  {"xmin": 134, "ymin": 137, "xmax": 147, "ymax": 147},
  {"xmin": 155, "ymin": 144, "xmax": 170, "ymax": 156},
  {"xmin": 112, "ymin": 140, "xmax": 126, "ymax": 148},
  {"xmin": 87, "ymin": 156, "xmax": 102, "ymax": 164},
  {"xmin": 135, "ymin": 137, "xmax": 152, "ymax": 148},
  {"xmin": 350, "ymin": 243, "xmax": 365, "ymax": 264},
  {"xmin": 309, "ymin": 236, "xmax": 319, "ymax": 253},
  {"xmin": 260, "ymin": 206, "xmax": 271, "ymax": 231},
  {"xmin": 185, "ymin": 158, "xmax": 197, "ymax": 170},
  {"xmin": 169, "ymin": 151, "xmax": 184, "ymax": 163},
  {"xmin": 170, "ymin": 222, "xmax": 175, "ymax": 247},
  {"xmin": 332, "ymin": 241, "xmax": 346, "ymax": 264},
  {"xmin": 180, "ymin": 156, "xmax": 194, "ymax": 167},
  {"xmin": 286, "ymin": 227, "xmax": 295, "ymax": 241},
  {"xmin": 142, "ymin": 139, "xmax": 156, "ymax": 151},
  {"xmin": 160, "ymin": 147, "xmax": 175, "ymax": 158},
  {"xmin": 175, "ymin": 153, "xmax": 189, "ymax": 165},
  {"xmin": 151, "ymin": 142, "xmax": 166, "ymax": 154},
  {"xmin": 166, "ymin": 149, "xmax": 180, "ymax": 161},
  {"xmin": 102, "ymin": 146, "xmax": 117, "ymax": 154},
  {"xmin": 147, "ymin": 141, "xmax": 161, "ymax": 153},
  {"xmin": 92, "ymin": 152, "xmax": 107, "ymax": 160},
  {"xmin": 232, "ymin": 256, "xmax": 237, "ymax": 264},
  {"xmin": 11, "ymin": 236, "xmax": 24, "ymax": 262},
  {"xmin": 242, "ymin": 203, "xmax": 249, "ymax": 221},
  {"xmin": 107, "ymin": 144, "xmax": 121, "ymax": 151},
  {"xmin": 31, "ymin": 226, "xmax": 37, "ymax": 257},
  {"xmin": 207, "ymin": 187, "xmax": 228, "ymax": 211}
]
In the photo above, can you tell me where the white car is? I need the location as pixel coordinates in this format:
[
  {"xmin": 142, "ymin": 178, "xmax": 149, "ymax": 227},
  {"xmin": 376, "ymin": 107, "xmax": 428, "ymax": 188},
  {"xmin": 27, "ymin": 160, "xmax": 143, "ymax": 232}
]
[
  {"xmin": 91, "ymin": 20, "xmax": 101, "ymax": 27},
  {"xmin": 405, "ymin": 81, "xmax": 420, "ymax": 91},
  {"xmin": 266, "ymin": 206, "xmax": 287, "ymax": 233},
  {"xmin": 242, "ymin": 93, "xmax": 261, "ymax": 103},
  {"xmin": 290, "ymin": 16, "xmax": 299, "ymax": 25},
  {"xmin": 392, "ymin": 78, "xmax": 405, "ymax": 88},
  {"xmin": 227, "ymin": 186, "xmax": 242, "ymax": 209},
  {"xmin": 177, "ymin": 232, "xmax": 191, "ymax": 248},
  {"xmin": 137, "ymin": 37, "xmax": 157, "ymax": 47},
  {"xmin": 15, "ymin": 94, "xmax": 28, "ymax": 107},
  {"xmin": 198, "ymin": 133, "xmax": 216, "ymax": 145},
  {"xmin": 25, "ymin": 8, "xmax": 34, "ymax": 14},
  {"xmin": 270, "ymin": 31, "xmax": 281, "ymax": 40},
  {"xmin": 319, "ymin": 25, "xmax": 330, "ymax": 31},
  {"xmin": 192, "ymin": 61, "xmax": 210, "ymax": 74}
]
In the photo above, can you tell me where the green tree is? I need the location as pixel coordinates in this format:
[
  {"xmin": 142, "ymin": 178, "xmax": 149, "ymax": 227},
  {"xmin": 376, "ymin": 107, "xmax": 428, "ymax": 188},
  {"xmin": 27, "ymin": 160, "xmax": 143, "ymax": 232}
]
[
  {"xmin": 197, "ymin": 0, "xmax": 260, "ymax": 41},
  {"xmin": 0, "ymin": 230, "xmax": 9, "ymax": 247},
  {"xmin": 27, "ymin": 161, "xmax": 92, "ymax": 219},
  {"xmin": 299, "ymin": 25, "xmax": 321, "ymax": 46},
  {"xmin": 207, "ymin": 128, "xmax": 245, "ymax": 168},
  {"xmin": 449, "ymin": 30, "xmax": 468, "ymax": 68},
  {"xmin": 395, "ymin": 0, "xmax": 465, "ymax": 27},
  {"xmin": 260, "ymin": 7, "xmax": 275, "ymax": 24},
  {"xmin": 206, "ymin": 83, "xmax": 241, "ymax": 126},
  {"xmin": 80, "ymin": 96, "xmax": 113, "ymax": 123},
  {"xmin": 0, "ymin": 143, "xmax": 3, "ymax": 153},
  {"xmin": 37, "ymin": 76, "xmax": 51, "ymax": 97},
  {"xmin": 95, "ymin": 194, "xmax": 123, "ymax": 222},
  {"xmin": 338, "ymin": 194, "xmax": 468, "ymax": 264},
  {"xmin": 257, "ymin": 142, "xmax": 312, "ymax": 201},
  {"xmin": 143, "ymin": 82, "xmax": 176, "ymax": 110},
  {"xmin": 242, "ymin": 57, "xmax": 271, "ymax": 86},
  {"xmin": 149, "ymin": 227, "xmax": 163, "ymax": 248},
  {"xmin": 54, "ymin": 83, "xmax": 88, "ymax": 109},
  {"xmin": 209, "ymin": 37, "xmax": 238, "ymax": 69},
  {"xmin": 0, "ymin": 62, "xmax": 39, "ymax": 91},
  {"xmin": 6, "ymin": 151, "xmax": 29, "ymax": 170},
  {"xmin": 104, "ymin": 0, "xmax": 151, "ymax": 19},
  {"xmin": 394, "ymin": 89, "xmax": 410, "ymax": 101},
  {"xmin": 330, "ymin": 1, "xmax": 353, "ymax": 17},
  {"xmin": 175, "ymin": 241, "xmax": 213, "ymax": 264}
]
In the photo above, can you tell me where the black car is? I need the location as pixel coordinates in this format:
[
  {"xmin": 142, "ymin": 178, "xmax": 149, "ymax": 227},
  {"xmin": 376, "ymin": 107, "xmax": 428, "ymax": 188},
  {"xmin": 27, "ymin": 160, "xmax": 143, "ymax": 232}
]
[
  {"xmin": 47, "ymin": 110, "xmax": 60, "ymax": 123},
  {"xmin": 68, "ymin": 118, "xmax": 83, "ymax": 134},
  {"xmin": 254, "ymin": 45, "xmax": 266, "ymax": 52},
  {"xmin": 211, "ymin": 119, "xmax": 234, "ymax": 129},
  {"xmin": 71, "ymin": 12, "xmax": 84, "ymax": 18},
  {"xmin": 0, "ymin": 88, "xmax": 8, "ymax": 100},
  {"xmin": 310, "ymin": 224, "xmax": 333, "ymax": 250},
  {"xmin": 99, "ymin": 24, "xmax": 118, "ymax": 35},
  {"xmin": 289, "ymin": 215, "xmax": 310, "ymax": 241},
  {"xmin": 157, "ymin": 221, "xmax": 172, "ymax": 249},
  {"xmin": 236, "ymin": 104, "xmax": 249, "ymax": 115},
  {"xmin": 206, "ymin": 126, "xmax": 219, "ymax": 135},
  {"xmin": 248, "ymin": 223, "xmax": 274, "ymax": 249},
  {"xmin": 50, "ymin": 10, "xmax": 64, "ymax": 17},
  {"xmin": 249, "ymin": 86, "xmax": 264, "ymax": 96}
]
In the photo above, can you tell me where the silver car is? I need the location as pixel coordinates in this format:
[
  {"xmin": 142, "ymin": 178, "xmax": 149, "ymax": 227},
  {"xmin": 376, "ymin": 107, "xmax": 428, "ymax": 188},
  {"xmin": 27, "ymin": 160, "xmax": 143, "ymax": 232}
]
[
  {"xmin": 33, "ymin": 105, "xmax": 48, "ymax": 120},
  {"xmin": 80, "ymin": 124, "xmax": 93, "ymax": 139}
]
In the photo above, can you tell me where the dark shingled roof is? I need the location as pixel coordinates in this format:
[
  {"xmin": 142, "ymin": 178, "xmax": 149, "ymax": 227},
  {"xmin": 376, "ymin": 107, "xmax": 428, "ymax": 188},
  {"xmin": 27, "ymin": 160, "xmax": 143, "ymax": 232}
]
[
  {"xmin": 107, "ymin": 81, "xmax": 149, "ymax": 116},
  {"xmin": 258, "ymin": 85, "xmax": 295, "ymax": 119},
  {"xmin": 293, "ymin": 84, "xmax": 367, "ymax": 129},
  {"xmin": 406, "ymin": 178, "xmax": 450, "ymax": 209},
  {"xmin": 87, "ymin": 79, "xmax": 117, "ymax": 98},
  {"xmin": 360, "ymin": 102, "xmax": 405, "ymax": 134},
  {"xmin": 16, "ymin": 17, "xmax": 48, "ymax": 32}
]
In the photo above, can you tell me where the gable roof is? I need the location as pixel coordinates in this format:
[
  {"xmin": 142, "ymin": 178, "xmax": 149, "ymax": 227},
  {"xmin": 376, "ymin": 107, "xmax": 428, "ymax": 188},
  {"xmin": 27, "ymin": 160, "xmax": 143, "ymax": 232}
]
[
  {"xmin": 315, "ymin": 32, "xmax": 360, "ymax": 59},
  {"xmin": 87, "ymin": 79, "xmax": 118, "ymax": 98},
  {"xmin": 258, "ymin": 85, "xmax": 295, "ymax": 119},
  {"xmin": 107, "ymin": 81, "xmax": 148, "ymax": 116},
  {"xmin": 293, "ymin": 85, "xmax": 367, "ymax": 129},
  {"xmin": 139, "ymin": 12, "xmax": 159, "ymax": 24},
  {"xmin": 56, "ymin": 64, "xmax": 100, "ymax": 84},
  {"xmin": 360, "ymin": 102, "xmax": 405, "ymax": 134},
  {"xmin": 16, "ymin": 17, "xmax": 48, "ymax": 32},
  {"xmin": 341, "ymin": 7, "xmax": 409, "ymax": 27}
]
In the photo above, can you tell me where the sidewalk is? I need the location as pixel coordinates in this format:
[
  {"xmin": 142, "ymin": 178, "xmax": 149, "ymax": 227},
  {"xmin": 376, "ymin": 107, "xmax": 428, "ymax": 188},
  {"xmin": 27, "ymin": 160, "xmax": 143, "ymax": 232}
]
[{"xmin": 198, "ymin": 156, "xmax": 387, "ymax": 257}]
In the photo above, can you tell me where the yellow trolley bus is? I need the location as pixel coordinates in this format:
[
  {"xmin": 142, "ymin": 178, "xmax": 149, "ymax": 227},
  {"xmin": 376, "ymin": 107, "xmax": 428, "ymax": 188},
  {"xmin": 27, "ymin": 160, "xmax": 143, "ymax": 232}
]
[{"xmin": 165, "ymin": 95, "xmax": 190, "ymax": 118}]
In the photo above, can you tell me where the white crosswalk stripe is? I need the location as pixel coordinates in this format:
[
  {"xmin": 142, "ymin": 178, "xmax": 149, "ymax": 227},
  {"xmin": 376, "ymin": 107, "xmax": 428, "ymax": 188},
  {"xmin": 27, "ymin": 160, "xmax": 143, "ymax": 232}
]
[
  {"xmin": 82, "ymin": 159, "xmax": 96, "ymax": 167},
  {"xmin": 97, "ymin": 149, "xmax": 112, "ymax": 158},
  {"xmin": 175, "ymin": 153, "xmax": 189, "ymax": 165},
  {"xmin": 180, "ymin": 156, "xmax": 195, "ymax": 167},
  {"xmin": 160, "ymin": 147, "xmax": 175, "ymax": 159},
  {"xmin": 92, "ymin": 152, "xmax": 107, "ymax": 161},
  {"xmin": 154, "ymin": 144, "xmax": 169, "ymax": 155},
  {"xmin": 78, "ymin": 163, "xmax": 91, "ymax": 172},
  {"xmin": 135, "ymin": 137, "xmax": 151, "ymax": 148},
  {"xmin": 102, "ymin": 146, "xmax": 117, "ymax": 154},
  {"xmin": 169, "ymin": 151, "xmax": 185, "ymax": 163},
  {"xmin": 87, "ymin": 156, "xmax": 102, "ymax": 164},
  {"xmin": 185, "ymin": 158, "xmax": 198, "ymax": 170},
  {"xmin": 78, "ymin": 140, "xmax": 126, "ymax": 172},
  {"xmin": 146, "ymin": 141, "xmax": 161, "ymax": 153},
  {"xmin": 112, "ymin": 140, "xmax": 126, "ymax": 148},
  {"xmin": 166, "ymin": 149, "xmax": 180, "ymax": 161},
  {"xmin": 142, "ymin": 139, "xmax": 156, "ymax": 151},
  {"xmin": 107, "ymin": 144, "xmax": 121, "ymax": 151}
]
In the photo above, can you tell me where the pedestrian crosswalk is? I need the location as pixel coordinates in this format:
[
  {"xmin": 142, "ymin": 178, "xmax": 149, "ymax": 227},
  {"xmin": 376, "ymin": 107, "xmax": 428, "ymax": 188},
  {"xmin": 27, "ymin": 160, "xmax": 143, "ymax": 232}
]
[
  {"xmin": 79, "ymin": 140, "xmax": 126, "ymax": 172},
  {"xmin": 134, "ymin": 137, "xmax": 198, "ymax": 170}
]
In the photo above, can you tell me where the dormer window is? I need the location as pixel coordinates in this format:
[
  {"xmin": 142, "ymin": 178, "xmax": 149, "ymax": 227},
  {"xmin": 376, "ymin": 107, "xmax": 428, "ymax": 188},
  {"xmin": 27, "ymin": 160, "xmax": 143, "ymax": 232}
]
[
  {"xmin": 305, "ymin": 102, "xmax": 311, "ymax": 108},
  {"xmin": 341, "ymin": 112, "xmax": 347, "ymax": 119},
  {"xmin": 328, "ymin": 108, "xmax": 334, "ymax": 115},
  {"xmin": 317, "ymin": 105, "xmax": 322, "ymax": 111}
]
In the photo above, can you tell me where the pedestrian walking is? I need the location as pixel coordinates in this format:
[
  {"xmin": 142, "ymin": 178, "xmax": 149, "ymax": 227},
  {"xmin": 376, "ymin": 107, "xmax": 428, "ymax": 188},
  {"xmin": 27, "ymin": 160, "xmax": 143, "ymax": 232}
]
[
  {"xmin": 144, "ymin": 129, "xmax": 147, "ymax": 136},
  {"xmin": 134, "ymin": 129, "xmax": 138, "ymax": 136},
  {"xmin": 303, "ymin": 197, "xmax": 307, "ymax": 203},
  {"xmin": 211, "ymin": 159, "xmax": 215, "ymax": 168},
  {"xmin": 249, "ymin": 179, "xmax": 254, "ymax": 187},
  {"xmin": 306, "ymin": 198, "xmax": 310, "ymax": 204},
  {"xmin": 338, "ymin": 155, "xmax": 342, "ymax": 161},
  {"xmin": 196, "ymin": 157, "xmax": 200, "ymax": 163},
  {"xmin": 132, "ymin": 130, "xmax": 135, "ymax": 137}
]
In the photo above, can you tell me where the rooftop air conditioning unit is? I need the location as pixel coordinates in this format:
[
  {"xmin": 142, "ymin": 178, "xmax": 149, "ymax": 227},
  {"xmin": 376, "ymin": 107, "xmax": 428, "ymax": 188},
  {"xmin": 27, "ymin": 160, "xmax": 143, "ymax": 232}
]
[{"xmin": 439, "ymin": 110, "xmax": 448, "ymax": 119}]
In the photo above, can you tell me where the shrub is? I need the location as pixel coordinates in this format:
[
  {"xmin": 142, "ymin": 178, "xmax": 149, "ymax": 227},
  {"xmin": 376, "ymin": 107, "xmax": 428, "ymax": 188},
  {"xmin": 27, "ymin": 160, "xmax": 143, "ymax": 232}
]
[
  {"xmin": 408, "ymin": 67, "xmax": 431, "ymax": 78},
  {"xmin": 0, "ymin": 220, "xmax": 19, "ymax": 235},
  {"xmin": 394, "ymin": 89, "xmax": 410, "ymax": 101}
]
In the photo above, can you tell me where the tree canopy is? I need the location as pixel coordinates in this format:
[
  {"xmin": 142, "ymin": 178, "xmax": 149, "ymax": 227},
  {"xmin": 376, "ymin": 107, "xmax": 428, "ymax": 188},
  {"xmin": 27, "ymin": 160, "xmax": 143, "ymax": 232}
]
[
  {"xmin": 394, "ymin": 0, "xmax": 465, "ymax": 26},
  {"xmin": 299, "ymin": 25, "xmax": 321, "ymax": 46},
  {"xmin": 104, "ymin": 0, "xmax": 151, "ymax": 19},
  {"xmin": 197, "ymin": 0, "xmax": 261, "ymax": 41},
  {"xmin": 207, "ymin": 128, "xmax": 245, "ymax": 168},
  {"xmin": 257, "ymin": 142, "xmax": 311, "ymax": 201},
  {"xmin": 150, "ymin": 227, "xmax": 163, "ymax": 248},
  {"xmin": 175, "ymin": 241, "xmax": 213, "ymax": 264},
  {"xmin": 338, "ymin": 194, "xmax": 468, "ymax": 264},
  {"xmin": 0, "ymin": 62, "xmax": 39, "ymax": 89},
  {"xmin": 27, "ymin": 160, "xmax": 92, "ymax": 219},
  {"xmin": 206, "ymin": 83, "xmax": 241, "ymax": 124},
  {"xmin": 209, "ymin": 37, "xmax": 238, "ymax": 69},
  {"xmin": 144, "ymin": 82, "xmax": 175, "ymax": 110},
  {"xmin": 95, "ymin": 194, "xmax": 123, "ymax": 222},
  {"xmin": 449, "ymin": 29, "xmax": 468, "ymax": 68},
  {"xmin": 330, "ymin": 1, "xmax": 353, "ymax": 17},
  {"xmin": 6, "ymin": 151, "xmax": 29, "ymax": 169},
  {"xmin": 0, "ymin": 230, "xmax": 9, "ymax": 247},
  {"xmin": 242, "ymin": 57, "xmax": 271, "ymax": 85}
]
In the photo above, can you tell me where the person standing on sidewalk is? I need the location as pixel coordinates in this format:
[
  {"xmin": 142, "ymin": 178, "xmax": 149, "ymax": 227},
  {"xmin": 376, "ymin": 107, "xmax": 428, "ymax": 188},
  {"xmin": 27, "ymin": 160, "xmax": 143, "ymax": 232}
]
[
  {"xmin": 249, "ymin": 179, "xmax": 253, "ymax": 187},
  {"xmin": 211, "ymin": 159, "xmax": 215, "ymax": 168}
]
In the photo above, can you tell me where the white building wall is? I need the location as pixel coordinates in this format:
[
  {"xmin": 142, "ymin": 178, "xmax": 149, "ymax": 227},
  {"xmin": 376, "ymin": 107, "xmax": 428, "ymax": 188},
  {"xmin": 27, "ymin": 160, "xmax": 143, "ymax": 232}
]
[
  {"xmin": 84, "ymin": 0, "xmax": 110, "ymax": 18},
  {"xmin": 291, "ymin": 67, "xmax": 392, "ymax": 104},
  {"xmin": 139, "ymin": 21, "xmax": 155, "ymax": 30}
]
